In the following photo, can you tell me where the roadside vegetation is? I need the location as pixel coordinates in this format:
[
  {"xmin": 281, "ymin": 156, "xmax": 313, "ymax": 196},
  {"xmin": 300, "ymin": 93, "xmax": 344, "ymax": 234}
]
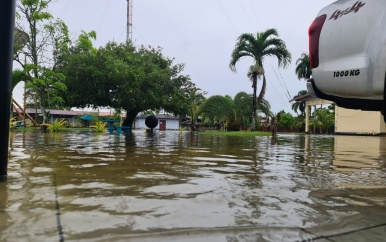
[{"xmin": 10, "ymin": 0, "xmax": 330, "ymax": 135}]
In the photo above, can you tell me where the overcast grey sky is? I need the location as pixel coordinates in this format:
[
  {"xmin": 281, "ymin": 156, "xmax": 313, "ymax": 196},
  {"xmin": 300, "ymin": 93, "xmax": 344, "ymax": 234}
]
[{"xmin": 14, "ymin": 0, "xmax": 337, "ymax": 113}]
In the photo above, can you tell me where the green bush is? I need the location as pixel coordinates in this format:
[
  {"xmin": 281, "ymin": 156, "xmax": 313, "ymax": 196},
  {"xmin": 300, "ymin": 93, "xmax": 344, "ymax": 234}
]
[{"xmin": 47, "ymin": 119, "xmax": 66, "ymax": 132}]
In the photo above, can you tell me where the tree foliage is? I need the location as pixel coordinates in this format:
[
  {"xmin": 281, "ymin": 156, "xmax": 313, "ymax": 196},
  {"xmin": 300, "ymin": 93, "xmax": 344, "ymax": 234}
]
[
  {"xmin": 291, "ymin": 90, "xmax": 308, "ymax": 115},
  {"xmin": 197, "ymin": 95, "xmax": 234, "ymax": 130},
  {"xmin": 197, "ymin": 92, "xmax": 271, "ymax": 131},
  {"xmin": 14, "ymin": 0, "xmax": 70, "ymax": 123},
  {"xmin": 277, "ymin": 111, "xmax": 295, "ymax": 131},
  {"xmin": 60, "ymin": 38, "xmax": 198, "ymax": 127},
  {"xmin": 309, "ymin": 108, "xmax": 335, "ymax": 134},
  {"xmin": 295, "ymin": 53, "xmax": 311, "ymax": 80}
]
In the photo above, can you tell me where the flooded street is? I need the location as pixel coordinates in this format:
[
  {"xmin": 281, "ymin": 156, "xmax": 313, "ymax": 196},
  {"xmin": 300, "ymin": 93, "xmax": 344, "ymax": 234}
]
[{"xmin": 2, "ymin": 131, "xmax": 386, "ymax": 241}]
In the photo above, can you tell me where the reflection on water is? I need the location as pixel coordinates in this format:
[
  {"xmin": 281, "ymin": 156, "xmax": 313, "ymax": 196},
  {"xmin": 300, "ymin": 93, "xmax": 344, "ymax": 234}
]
[{"xmin": 1, "ymin": 131, "xmax": 386, "ymax": 241}]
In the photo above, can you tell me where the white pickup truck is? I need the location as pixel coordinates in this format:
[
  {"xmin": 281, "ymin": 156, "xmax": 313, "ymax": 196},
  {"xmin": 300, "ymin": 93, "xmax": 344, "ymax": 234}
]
[{"xmin": 307, "ymin": 0, "xmax": 386, "ymax": 116}]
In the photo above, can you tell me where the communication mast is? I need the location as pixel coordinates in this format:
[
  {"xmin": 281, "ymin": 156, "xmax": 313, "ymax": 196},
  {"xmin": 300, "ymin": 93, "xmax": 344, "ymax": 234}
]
[{"xmin": 126, "ymin": 0, "xmax": 133, "ymax": 42}]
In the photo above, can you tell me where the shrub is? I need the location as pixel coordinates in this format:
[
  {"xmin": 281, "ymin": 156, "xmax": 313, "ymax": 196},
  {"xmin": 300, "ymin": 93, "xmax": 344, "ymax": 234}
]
[
  {"xmin": 9, "ymin": 117, "xmax": 17, "ymax": 129},
  {"xmin": 47, "ymin": 119, "xmax": 66, "ymax": 133},
  {"xmin": 92, "ymin": 121, "xmax": 106, "ymax": 132}
]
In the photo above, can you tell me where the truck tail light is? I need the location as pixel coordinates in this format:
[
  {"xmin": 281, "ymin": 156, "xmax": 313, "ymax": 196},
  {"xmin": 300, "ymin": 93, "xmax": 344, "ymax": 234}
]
[{"xmin": 309, "ymin": 14, "xmax": 326, "ymax": 69}]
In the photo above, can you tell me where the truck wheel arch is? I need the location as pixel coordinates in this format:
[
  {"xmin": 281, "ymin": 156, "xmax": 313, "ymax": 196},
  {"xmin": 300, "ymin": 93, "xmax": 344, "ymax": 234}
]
[{"xmin": 383, "ymin": 70, "xmax": 386, "ymax": 122}]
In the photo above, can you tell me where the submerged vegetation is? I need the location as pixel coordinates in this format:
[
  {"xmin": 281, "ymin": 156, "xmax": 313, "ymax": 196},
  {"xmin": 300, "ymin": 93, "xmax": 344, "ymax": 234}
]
[
  {"xmin": 47, "ymin": 119, "xmax": 66, "ymax": 132},
  {"xmin": 92, "ymin": 121, "xmax": 106, "ymax": 133}
]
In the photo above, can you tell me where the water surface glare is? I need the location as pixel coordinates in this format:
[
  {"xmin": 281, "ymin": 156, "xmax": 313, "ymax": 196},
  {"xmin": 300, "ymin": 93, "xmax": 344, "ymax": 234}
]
[{"xmin": 2, "ymin": 131, "xmax": 386, "ymax": 241}]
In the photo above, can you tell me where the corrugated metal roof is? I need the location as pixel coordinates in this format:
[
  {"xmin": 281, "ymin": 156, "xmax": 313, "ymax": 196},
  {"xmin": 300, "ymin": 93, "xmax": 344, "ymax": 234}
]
[
  {"xmin": 15, "ymin": 108, "xmax": 98, "ymax": 116},
  {"xmin": 136, "ymin": 114, "xmax": 179, "ymax": 120}
]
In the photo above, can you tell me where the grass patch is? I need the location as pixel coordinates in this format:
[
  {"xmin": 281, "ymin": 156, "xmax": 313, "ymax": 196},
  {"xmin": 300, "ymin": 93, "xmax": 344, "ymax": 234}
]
[{"xmin": 199, "ymin": 130, "xmax": 271, "ymax": 136}]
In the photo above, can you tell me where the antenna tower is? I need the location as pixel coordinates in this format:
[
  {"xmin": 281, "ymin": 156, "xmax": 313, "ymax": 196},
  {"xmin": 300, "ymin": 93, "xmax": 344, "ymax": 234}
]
[{"xmin": 126, "ymin": 0, "xmax": 133, "ymax": 42}]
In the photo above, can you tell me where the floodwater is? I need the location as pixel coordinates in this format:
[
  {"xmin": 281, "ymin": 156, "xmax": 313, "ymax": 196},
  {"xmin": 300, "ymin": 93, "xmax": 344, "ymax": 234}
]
[{"xmin": 2, "ymin": 131, "xmax": 386, "ymax": 242}]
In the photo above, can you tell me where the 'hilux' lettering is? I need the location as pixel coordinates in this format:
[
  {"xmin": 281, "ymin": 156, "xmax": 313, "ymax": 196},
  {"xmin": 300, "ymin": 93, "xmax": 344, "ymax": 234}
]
[
  {"xmin": 329, "ymin": 1, "xmax": 366, "ymax": 21},
  {"xmin": 333, "ymin": 70, "xmax": 360, "ymax": 77}
]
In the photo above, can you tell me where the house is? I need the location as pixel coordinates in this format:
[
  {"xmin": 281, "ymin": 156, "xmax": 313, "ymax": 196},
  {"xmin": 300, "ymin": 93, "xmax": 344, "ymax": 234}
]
[
  {"xmin": 12, "ymin": 107, "xmax": 98, "ymax": 125},
  {"xmin": 335, "ymin": 108, "xmax": 386, "ymax": 135},
  {"xmin": 292, "ymin": 93, "xmax": 386, "ymax": 135},
  {"xmin": 133, "ymin": 114, "xmax": 180, "ymax": 130}
]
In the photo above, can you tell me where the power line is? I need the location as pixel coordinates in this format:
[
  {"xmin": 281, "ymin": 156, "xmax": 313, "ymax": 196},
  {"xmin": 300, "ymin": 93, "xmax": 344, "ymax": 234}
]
[
  {"xmin": 270, "ymin": 65, "xmax": 291, "ymax": 102},
  {"xmin": 60, "ymin": 0, "xmax": 71, "ymax": 17},
  {"xmin": 276, "ymin": 67, "xmax": 293, "ymax": 100},
  {"xmin": 248, "ymin": 0, "xmax": 262, "ymax": 30},
  {"xmin": 159, "ymin": 0, "xmax": 185, "ymax": 46},
  {"xmin": 267, "ymin": 77, "xmax": 291, "ymax": 108},
  {"xmin": 117, "ymin": 27, "xmax": 126, "ymax": 43},
  {"xmin": 238, "ymin": 0, "xmax": 255, "ymax": 30},
  {"xmin": 97, "ymin": 0, "xmax": 111, "ymax": 32},
  {"xmin": 215, "ymin": 0, "xmax": 239, "ymax": 33}
]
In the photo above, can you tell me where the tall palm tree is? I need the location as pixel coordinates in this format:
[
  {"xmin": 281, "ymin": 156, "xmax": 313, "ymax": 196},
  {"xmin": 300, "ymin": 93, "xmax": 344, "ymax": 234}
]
[
  {"xmin": 229, "ymin": 28, "xmax": 291, "ymax": 130},
  {"xmin": 291, "ymin": 90, "xmax": 308, "ymax": 115},
  {"xmin": 295, "ymin": 53, "xmax": 312, "ymax": 80}
]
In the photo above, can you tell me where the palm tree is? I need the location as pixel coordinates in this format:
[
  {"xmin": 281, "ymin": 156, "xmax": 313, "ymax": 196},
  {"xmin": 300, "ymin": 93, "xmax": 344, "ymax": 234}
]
[
  {"xmin": 295, "ymin": 53, "xmax": 312, "ymax": 80},
  {"xmin": 312, "ymin": 108, "xmax": 335, "ymax": 134},
  {"xmin": 233, "ymin": 92, "xmax": 253, "ymax": 129},
  {"xmin": 197, "ymin": 92, "xmax": 272, "ymax": 131},
  {"xmin": 229, "ymin": 28, "xmax": 291, "ymax": 130},
  {"xmin": 197, "ymin": 95, "xmax": 234, "ymax": 130},
  {"xmin": 257, "ymin": 98, "xmax": 272, "ymax": 118},
  {"xmin": 291, "ymin": 90, "xmax": 308, "ymax": 115},
  {"xmin": 292, "ymin": 114, "xmax": 306, "ymax": 132}
]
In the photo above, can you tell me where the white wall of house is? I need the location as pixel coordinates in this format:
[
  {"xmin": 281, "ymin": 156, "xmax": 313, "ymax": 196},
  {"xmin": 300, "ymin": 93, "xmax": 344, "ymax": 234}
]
[
  {"xmin": 134, "ymin": 118, "xmax": 180, "ymax": 130},
  {"xmin": 297, "ymin": 95, "xmax": 386, "ymax": 135},
  {"xmin": 335, "ymin": 107, "xmax": 386, "ymax": 135},
  {"xmin": 160, "ymin": 119, "xmax": 180, "ymax": 130}
]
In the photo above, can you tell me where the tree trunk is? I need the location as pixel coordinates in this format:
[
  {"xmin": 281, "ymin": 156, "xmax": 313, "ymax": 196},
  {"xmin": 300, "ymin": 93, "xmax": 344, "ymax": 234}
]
[
  {"xmin": 251, "ymin": 78, "xmax": 257, "ymax": 131},
  {"xmin": 39, "ymin": 93, "xmax": 48, "ymax": 124},
  {"xmin": 122, "ymin": 109, "xmax": 140, "ymax": 128},
  {"xmin": 257, "ymin": 73, "xmax": 267, "ymax": 103},
  {"xmin": 190, "ymin": 111, "xmax": 195, "ymax": 131}
]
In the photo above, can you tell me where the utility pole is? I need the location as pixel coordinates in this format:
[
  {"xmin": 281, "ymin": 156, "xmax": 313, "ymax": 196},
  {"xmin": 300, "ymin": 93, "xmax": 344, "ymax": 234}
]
[
  {"xmin": 126, "ymin": 0, "xmax": 133, "ymax": 42},
  {"xmin": 0, "ymin": 0, "xmax": 17, "ymax": 180}
]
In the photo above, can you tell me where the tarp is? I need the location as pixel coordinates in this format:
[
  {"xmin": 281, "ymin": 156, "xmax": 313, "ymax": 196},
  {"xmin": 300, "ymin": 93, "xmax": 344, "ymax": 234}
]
[{"xmin": 80, "ymin": 115, "xmax": 94, "ymax": 121}]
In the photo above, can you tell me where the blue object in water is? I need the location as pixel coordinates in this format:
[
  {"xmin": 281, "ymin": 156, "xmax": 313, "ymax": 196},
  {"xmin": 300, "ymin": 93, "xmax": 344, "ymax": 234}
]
[
  {"xmin": 121, "ymin": 126, "xmax": 131, "ymax": 135},
  {"xmin": 80, "ymin": 115, "xmax": 94, "ymax": 121}
]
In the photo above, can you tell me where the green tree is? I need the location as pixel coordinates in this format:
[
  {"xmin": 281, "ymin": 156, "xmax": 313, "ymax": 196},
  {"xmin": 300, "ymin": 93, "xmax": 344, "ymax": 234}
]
[
  {"xmin": 257, "ymin": 98, "xmax": 273, "ymax": 119},
  {"xmin": 14, "ymin": 0, "xmax": 70, "ymax": 123},
  {"xmin": 291, "ymin": 90, "xmax": 308, "ymax": 115},
  {"xmin": 60, "ymin": 39, "xmax": 196, "ymax": 128},
  {"xmin": 277, "ymin": 111, "xmax": 295, "ymax": 131},
  {"xmin": 13, "ymin": 28, "xmax": 29, "ymax": 58},
  {"xmin": 230, "ymin": 28, "xmax": 291, "ymax": 130},
  {"xmin": 185, "ymin": 85, "xmax": 206, "ymax": 131},
  {"xmin": 234, "ymin": 92, "xmax": 253, "ymax": 129},
  {"xmin": 309, "ymin": 108, "xmax": 334, "ymax": 134},
  {"xmin": 197, "ymin": 95, "xmax": 233, "ymax": 130},
  {"xmin": 292, "ymin": 114, "xmax": 306, "ymax": 132},
  {"xmin": 197, "ymin": 92, "xmax": 271, "ymax": 131},
  {"xmin": 295, "ymin": 53, "xmax": 311, "ymax": 80}
]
